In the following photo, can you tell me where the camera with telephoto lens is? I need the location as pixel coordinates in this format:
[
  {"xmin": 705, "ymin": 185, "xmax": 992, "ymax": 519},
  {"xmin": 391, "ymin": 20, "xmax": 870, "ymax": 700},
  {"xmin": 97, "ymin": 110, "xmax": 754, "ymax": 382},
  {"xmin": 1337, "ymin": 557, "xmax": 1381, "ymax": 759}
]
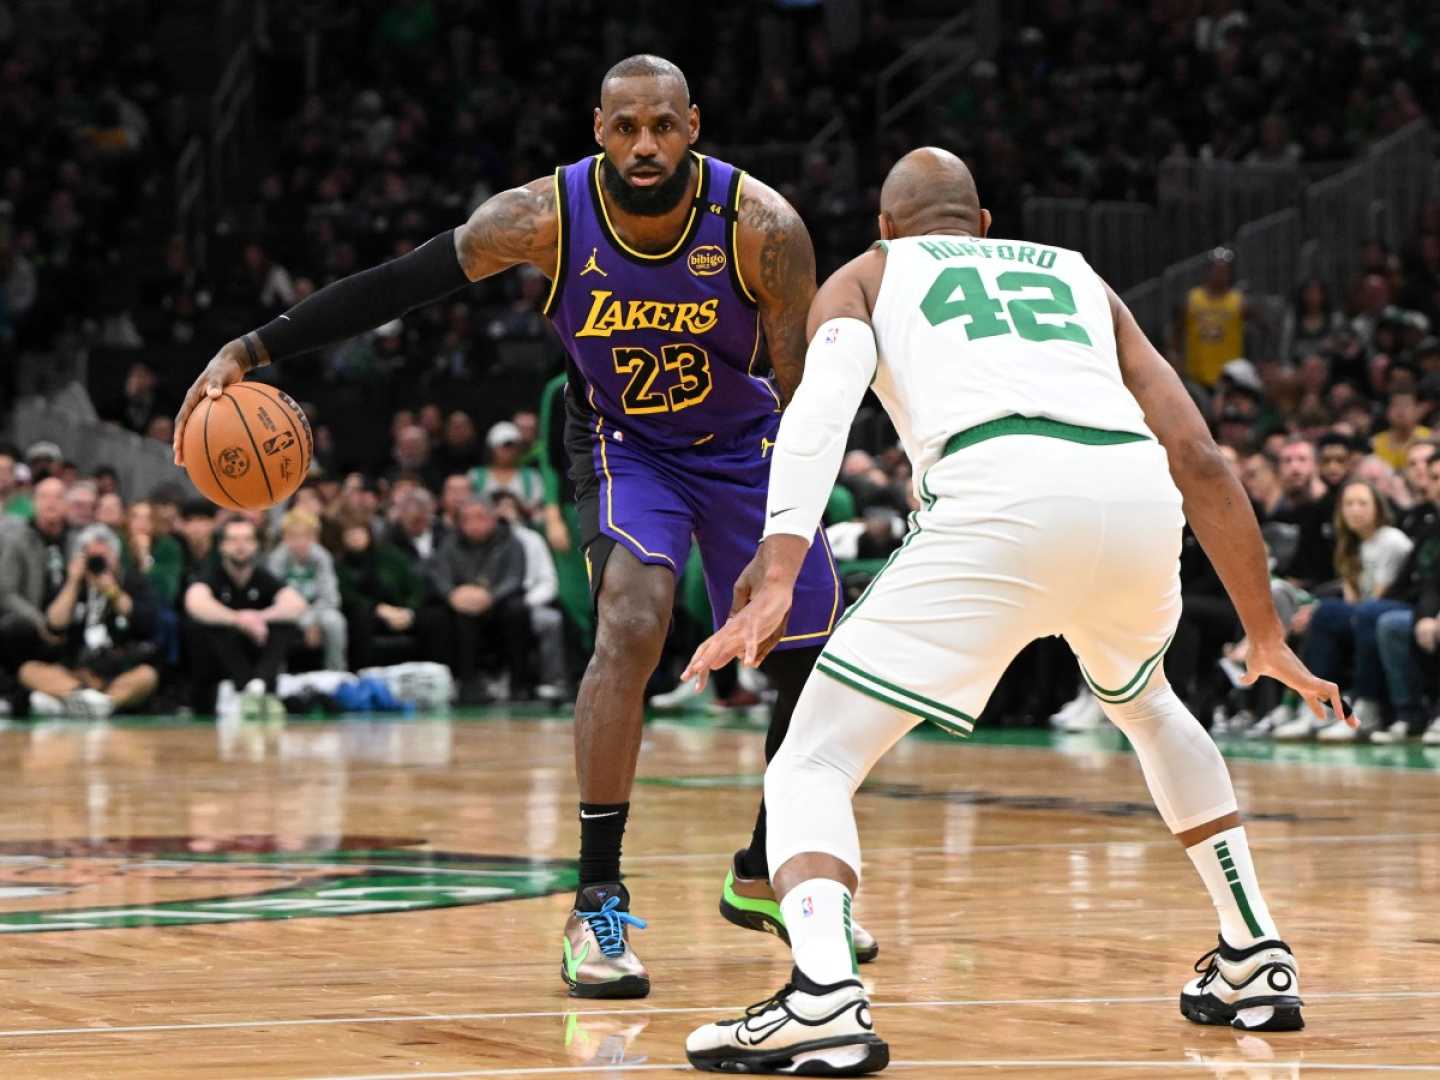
[{"xmin": 86, "ymin": 554, "xmax": 108, "ymax": 575}]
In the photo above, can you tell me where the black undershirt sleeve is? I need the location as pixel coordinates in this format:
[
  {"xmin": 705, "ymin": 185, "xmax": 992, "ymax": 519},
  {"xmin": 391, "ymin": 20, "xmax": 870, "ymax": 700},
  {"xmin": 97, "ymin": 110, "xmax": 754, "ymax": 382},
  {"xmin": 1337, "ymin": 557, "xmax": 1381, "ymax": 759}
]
[{"xmin": 252, "ymin": 229, "xmax": 471, "ymax": 364}]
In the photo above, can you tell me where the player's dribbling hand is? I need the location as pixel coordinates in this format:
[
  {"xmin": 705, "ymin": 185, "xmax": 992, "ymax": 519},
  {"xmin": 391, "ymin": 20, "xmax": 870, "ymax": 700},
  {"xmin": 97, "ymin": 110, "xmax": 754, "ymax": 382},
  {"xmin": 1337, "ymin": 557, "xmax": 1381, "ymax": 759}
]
[
  {"xmin": 173, "ymin": 340, "xmax": 249, "ymax": 466},
  {"xmin": 1240, "ymin": 636, "xmax": 1352, "ymax": 728}
]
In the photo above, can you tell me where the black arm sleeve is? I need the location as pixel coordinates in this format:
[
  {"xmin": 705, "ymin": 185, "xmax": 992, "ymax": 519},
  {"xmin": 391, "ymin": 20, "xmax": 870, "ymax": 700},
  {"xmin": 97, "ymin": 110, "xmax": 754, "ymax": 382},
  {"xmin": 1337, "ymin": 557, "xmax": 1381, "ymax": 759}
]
[{"xmin": 253, "ymin": 229, "xmax": 470, "ymax": 362}]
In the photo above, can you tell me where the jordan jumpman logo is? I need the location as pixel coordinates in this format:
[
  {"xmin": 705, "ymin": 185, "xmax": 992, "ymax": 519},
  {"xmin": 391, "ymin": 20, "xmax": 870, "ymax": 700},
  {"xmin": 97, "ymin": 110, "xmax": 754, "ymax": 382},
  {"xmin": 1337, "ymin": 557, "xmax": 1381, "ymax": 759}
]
[{"xmin": 581, "ymin": 247, "xmax": 608, "ymax": 277}]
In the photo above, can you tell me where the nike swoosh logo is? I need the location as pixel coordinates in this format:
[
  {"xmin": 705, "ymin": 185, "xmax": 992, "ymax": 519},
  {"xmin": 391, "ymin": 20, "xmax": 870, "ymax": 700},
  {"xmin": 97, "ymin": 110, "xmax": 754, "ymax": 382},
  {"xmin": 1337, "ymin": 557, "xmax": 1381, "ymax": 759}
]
[
  {"xmin": 737, "ymin": 1015, "xmax": 790, "ymax": 1046},
  {"xmin": 563, "ymin": 936, "xmax": 590, "ymax": 980},
  {"xmin": 280, "ymin": 314, "xmax": 291, "ymax": 321},
  {"xmin": 769, "ymin": 507, "xmax": 796, "ymax": 518},
  {"xmin": 579, "ymin": 810, "xmax": 620, "ymax": 819}
]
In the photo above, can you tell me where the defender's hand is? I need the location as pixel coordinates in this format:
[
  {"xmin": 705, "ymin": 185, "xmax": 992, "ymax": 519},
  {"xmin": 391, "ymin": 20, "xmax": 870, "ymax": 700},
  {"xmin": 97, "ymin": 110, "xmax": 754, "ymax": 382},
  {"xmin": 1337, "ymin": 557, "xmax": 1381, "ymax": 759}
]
[
  {"xmin": 174, "ymin": 341, "xmax": 250, "ymax": 466},
  {"xmin": 1241, "ymin": 637, "xmax": 1351, "ymax": 727},
  {"xmin": 683, "ymin": 580, "xmax": 793, "ymax": 690}
]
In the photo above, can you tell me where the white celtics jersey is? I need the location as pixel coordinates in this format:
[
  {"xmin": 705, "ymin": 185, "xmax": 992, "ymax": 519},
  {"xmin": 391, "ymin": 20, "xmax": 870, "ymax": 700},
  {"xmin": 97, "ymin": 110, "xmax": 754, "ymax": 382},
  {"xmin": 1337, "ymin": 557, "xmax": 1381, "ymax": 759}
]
[{"xmin": 869, "ymin": 235, "xmax": 1152, "ymax": 477}]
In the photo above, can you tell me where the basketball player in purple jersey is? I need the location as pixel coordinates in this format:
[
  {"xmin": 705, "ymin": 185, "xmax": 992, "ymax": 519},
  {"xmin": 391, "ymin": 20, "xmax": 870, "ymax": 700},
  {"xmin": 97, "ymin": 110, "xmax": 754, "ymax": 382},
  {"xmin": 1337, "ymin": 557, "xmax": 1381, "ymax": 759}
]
[{"xmin": 174, "ymin": 55, "xmax": 876, "ymax": 997}]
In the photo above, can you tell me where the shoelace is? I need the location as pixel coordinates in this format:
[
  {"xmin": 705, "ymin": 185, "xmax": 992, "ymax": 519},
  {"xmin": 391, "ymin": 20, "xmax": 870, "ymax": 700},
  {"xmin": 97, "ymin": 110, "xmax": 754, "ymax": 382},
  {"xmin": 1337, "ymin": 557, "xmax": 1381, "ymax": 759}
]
[
  {"xmin": 580, "ymin": 895, "xmax": 646, "ymax": 958},
  {"xmin": 1192, "ymin": 946, "xmax": 1221, "ymax": 990},
  {"xmin": 745, "ymin": 981, "xmax": 798, "ymax": 1019}
]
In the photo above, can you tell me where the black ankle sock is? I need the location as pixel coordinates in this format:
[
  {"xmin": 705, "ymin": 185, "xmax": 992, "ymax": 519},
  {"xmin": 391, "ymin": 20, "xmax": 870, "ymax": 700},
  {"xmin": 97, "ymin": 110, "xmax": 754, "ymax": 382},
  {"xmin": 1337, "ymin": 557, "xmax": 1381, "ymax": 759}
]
[
  {"xmin": 738, "ymin": 810, "xmax": 768, "ymax": 879},
  {"xmin": 577, "ymin": 801, "xmax": 629, "ymax": 894}
]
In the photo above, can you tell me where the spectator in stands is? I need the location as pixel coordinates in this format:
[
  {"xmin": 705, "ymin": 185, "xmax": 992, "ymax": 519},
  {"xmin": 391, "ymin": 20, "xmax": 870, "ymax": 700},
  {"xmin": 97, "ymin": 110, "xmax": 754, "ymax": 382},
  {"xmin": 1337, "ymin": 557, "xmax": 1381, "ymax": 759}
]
[
  {"xmin": 1316, "ymin": 432, "xmax": 1358, "ymax": 493},
  {"xmin": 93, "ymin": 467, "xmax": 120, "ymax": 498},
  {"xmin": 336, "ymin": 515, "xmax": 439, "ymax": 670},
  {"xmin": 96, "ymin": 492, "xmax": 125, "ymax": 530},
  {"xmin": 437, "ymin": 410, "xmax": 483, "ymax": 475},
  {"xmin": 183, "ymin": 516, "xmax": 305, "ymax": 716},
  {"xmin": 266, "ymin": 509, "xmax": 347, "ymax": 672},
  {"xmin": 426, "ymin": 496, "xmax": 529, "ymax": 704},
  {"xmin": 125, "ymin": 498, "xmax": 183, "ymax": 671},
  {"xmin": 0, "ymin": 449, "xmax": 23, "ymax": 519},
  {"xmin": 18, "ymin": 523, "xmax": 157, "ymax": 719},
  {"xmin": 439, "ymin": 473, "xmax": 471, "ymax": 530},
  {"xmin": 1372, "ymin": 388, "xmax": 1431, "ymax": 471},
  {"xmin": 1241, "ymin": 451, "xmax": 1284, "ymax": 517},
  {"xmin": 64, "ymin": 481, "xmax": 97, "ymax": 530},
  {"xmin": 1401, "ymin": 442, "xmax": 1440, "ymax": 532},
  {"xmin": 177, "ymin": 499, "xmax": 218, "ymax": 590},
  {"xmin": 237, "ymin": 242, "xmax": 297, "ymax": 313},
  {"xmin": 25, "ymin": 442, "xmax": 62, "ymax": 482},
  {"xmin": 386, "ymin": 487, "xmax": 446, "ymax": 562},
  {"xmin": 1287, "ymin": 279, "xmax": 1345, "ymax": 364},
  {"xmin": 1284, "ymin": 481, "xmax": 1414, "ymax": 740},
  {"xmin": 388, "ymin": 424, "xmax": 445, "ymax": 492},
  {"xmin": 0, "ymin": 477, "xmax": 70, "ymax": 667},
  {"xmin": 114, "ymin": 362, "xmax": 161, "ymax": 434},
  {"xmin": 469, "ymin": 421, "xmax": 545, "ymax": 512},
  {"xmin": 492, "ymin": 490, "xmax": 567, "ymax": 701},
  {"xmin": 1271, "ymin": 437, "xmax": 1336, "ymax": 589},
  {"xmin": 1182, "ymin": 247, "xmax": 1246, "ymax": 389}
]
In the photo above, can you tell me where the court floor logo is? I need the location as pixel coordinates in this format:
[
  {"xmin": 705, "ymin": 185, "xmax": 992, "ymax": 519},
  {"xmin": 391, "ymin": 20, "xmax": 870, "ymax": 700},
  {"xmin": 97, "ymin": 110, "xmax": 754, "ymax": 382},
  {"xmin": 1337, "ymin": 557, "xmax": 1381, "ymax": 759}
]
[{"xmin": 0, "ymin": 837, "xmax": 577, "ymax": 933}]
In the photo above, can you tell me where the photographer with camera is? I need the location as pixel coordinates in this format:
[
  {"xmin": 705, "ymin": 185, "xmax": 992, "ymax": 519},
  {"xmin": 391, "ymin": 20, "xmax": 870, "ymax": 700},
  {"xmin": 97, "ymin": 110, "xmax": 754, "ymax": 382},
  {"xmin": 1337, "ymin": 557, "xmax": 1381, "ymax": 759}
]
[{"xmin": 16, "ymin": 523, "xmax": 159, "ymax": 719}]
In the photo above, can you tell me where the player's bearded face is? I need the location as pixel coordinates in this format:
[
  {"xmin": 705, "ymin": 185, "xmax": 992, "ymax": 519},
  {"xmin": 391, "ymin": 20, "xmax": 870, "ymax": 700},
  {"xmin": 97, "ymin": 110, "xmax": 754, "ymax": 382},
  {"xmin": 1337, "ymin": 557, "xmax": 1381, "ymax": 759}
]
[{"xmin": 601, "ymin": 150, "xmax": 692, "ymax": 217}]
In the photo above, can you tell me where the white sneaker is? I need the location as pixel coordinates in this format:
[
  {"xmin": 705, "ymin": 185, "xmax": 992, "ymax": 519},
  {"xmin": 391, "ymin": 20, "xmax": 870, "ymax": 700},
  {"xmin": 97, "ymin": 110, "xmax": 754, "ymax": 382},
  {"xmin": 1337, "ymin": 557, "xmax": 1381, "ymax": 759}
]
[
  {"xmin": 1061, "ymin": 691, "xmax": 1105, "ymax": 732},
  {"xmin": 1049, "ymin": 685, "xmax": 1091, "ymax": 728},
  {"xmin": 1369, "ymin": 720, "xmax": 1410, "ymax": 745},
  {"xmin": 1422, "ymin": 716, "xmax": 1440, "ymax": 745},
  {"xmin": 649, "ymin": 678, "xmax": 713, "ymax": 712},
  {"xmin": 1271, "ymin": 707, "xmax": 1323, "ymax": 741},
  {"xmin": 28, "ymin": 691, "xmax": 65, "ymax": 718},
  {"xmin": 1317, "ymin": 698, "xmax": 1378, "ymax": 742},
  {"xmin": 240, "ymin": 679, "xmax": 266, "ymax": 722},
  {"xmin": 64, "ymin": 688, "xmax": 113, "ymax": 720},
  {"xmin": 686, "ymin": 971, "xmax": 888, "ymax": 1074},
  {"xmin": 1245, "ymin": 701, "xmax": 1294, "ymax": 740},
  {"xmin": 1181, "ymin": 937, "xmax": 1303, "ymax": 1032},
  {"xmin": 216, "ymin": 678, "xmax": 238, "ymax": 719}
]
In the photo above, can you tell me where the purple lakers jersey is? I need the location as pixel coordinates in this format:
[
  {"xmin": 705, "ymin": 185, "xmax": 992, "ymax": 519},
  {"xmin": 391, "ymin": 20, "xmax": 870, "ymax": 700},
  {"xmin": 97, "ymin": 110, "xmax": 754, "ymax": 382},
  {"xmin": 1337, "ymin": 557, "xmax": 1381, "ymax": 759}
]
[{"xmin": 545, "ymin": 153, "xmax": 779, "ymax": 451}]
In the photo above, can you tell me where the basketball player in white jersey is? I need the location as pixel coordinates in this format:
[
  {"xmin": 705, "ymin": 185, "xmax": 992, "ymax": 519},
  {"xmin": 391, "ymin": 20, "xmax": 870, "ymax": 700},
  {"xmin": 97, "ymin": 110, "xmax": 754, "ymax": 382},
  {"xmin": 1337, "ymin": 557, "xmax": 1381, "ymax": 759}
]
[{"xmin": 681, "ymin": 148, "xmax": 1349, "ymax": 1075}]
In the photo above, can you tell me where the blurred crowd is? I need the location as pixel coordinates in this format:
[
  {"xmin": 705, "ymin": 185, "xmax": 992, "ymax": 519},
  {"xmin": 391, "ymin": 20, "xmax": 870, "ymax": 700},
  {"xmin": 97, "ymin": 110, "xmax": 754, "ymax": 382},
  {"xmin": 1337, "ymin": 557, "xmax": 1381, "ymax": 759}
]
[{"xmin": 8, "ymin": 1, "xmax": 1440, "ymax": 741}]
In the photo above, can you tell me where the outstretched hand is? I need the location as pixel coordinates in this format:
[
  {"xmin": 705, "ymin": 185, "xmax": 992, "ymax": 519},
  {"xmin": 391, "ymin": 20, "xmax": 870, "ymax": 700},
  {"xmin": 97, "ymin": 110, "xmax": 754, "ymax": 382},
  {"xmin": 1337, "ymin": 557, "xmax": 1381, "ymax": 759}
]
[
  {"xmin": 681, "ymin": 547, "xmax": 801, "ymax": 690},
  {"xmin": 1241, "ymin": 636, "xmax": 1351, "ymax": 727},
  {"xmin": 173, "ymin": 340, "xmax": 250, "ymax": 466}
]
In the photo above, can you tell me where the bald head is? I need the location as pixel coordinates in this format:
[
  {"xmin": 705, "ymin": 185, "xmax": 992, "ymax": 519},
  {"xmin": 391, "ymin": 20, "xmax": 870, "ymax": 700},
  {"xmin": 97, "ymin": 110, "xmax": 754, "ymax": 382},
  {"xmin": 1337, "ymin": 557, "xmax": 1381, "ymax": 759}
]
[
  {"xmin": 880, "ymin": 147, "xmax": 987, "ymax": 239},
  {"xmin": 601, "ymin": 54, "xmax": 689, "ymax": 110}
]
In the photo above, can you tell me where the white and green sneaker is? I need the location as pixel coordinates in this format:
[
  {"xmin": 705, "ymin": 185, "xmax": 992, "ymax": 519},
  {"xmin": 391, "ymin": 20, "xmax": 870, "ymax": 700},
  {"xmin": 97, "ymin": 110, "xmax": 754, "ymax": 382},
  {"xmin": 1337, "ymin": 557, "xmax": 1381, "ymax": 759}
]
[
  {"xmin": 560, "ymin": 883, "xmax": 649, "ymax": 999},
  {"xmin": 1181, "ymin": 936, "xmax": 1303, "ymax": 1032},
  {"xmin": 687, "ymin": 967, "xmax": 888, "ymax": 1075},
  {"xmin": 720, "ymin": 851, "xmax": 878, "ymax": 963}
]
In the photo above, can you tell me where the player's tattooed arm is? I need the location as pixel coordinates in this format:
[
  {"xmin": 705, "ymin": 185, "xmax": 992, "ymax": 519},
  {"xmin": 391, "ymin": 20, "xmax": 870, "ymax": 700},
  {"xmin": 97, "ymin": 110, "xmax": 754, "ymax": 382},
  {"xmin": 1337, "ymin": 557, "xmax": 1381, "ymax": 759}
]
[
  {"xmin": 736, "ymin": 179, "xmax": 817, "ymax": 406},
  {"xmin": 454, "ymin": 176, "xmax": 559, "ymax": 282}
]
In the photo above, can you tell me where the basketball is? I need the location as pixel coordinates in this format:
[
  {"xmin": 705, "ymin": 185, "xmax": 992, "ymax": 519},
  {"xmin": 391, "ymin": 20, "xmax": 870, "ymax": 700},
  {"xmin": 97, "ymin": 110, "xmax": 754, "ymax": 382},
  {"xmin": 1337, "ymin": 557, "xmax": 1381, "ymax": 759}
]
[{"xmin": 181, "ymin": 381, "xmax": 312, "ymax": 510}]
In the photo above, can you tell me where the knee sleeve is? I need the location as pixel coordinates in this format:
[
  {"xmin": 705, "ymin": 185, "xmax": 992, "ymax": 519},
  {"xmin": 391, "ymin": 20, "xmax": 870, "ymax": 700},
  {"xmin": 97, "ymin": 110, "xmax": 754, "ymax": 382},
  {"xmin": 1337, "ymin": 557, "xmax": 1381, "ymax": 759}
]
[
  {"xmin": 763, "ymin": 670, "xmax": 920, "ymax": 883},
  {"xmin": 1100, "ymin": 680, "xmax": 1238, "ymax": 833}
]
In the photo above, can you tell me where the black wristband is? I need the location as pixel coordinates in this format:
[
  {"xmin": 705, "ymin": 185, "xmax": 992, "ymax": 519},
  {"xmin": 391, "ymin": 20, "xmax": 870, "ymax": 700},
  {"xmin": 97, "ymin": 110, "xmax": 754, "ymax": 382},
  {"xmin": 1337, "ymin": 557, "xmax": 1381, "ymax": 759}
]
[
  {"xmin": 254, "ymin": 228, "xmax": 470, "ymax": 363},
  {"xmin": 240, "ymin": 333, "xmax": 263, "ymax": 371}
]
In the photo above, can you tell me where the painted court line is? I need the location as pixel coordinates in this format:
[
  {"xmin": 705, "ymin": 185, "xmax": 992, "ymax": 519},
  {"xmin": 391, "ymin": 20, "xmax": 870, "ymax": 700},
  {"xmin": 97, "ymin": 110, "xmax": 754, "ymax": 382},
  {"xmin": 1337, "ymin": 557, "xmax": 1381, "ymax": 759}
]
[
  {"xmin": 625, "ymin": 830, "xmax": 1440, "ymax": 863},
  {"xmin": 306, "ymin": 1061, "xmax": 1440, "ymax": 1079},
  {"xmin": 3, "ymin": 989, "xmax": 1439, "ymax": 1039}
]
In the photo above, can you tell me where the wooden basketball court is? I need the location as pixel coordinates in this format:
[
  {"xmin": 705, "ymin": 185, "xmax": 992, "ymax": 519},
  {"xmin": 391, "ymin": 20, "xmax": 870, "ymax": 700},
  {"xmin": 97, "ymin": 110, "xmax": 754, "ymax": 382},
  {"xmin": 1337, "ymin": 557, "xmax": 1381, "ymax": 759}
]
[{"xmin": 0, "ymin": 707, "xmax": 1436, "ymax": 1077}]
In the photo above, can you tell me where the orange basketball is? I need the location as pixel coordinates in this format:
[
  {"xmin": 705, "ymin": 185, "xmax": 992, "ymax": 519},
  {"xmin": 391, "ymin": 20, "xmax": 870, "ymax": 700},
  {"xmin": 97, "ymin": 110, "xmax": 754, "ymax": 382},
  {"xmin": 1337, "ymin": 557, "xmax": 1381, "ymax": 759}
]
[{"xmin": 182, "ymin": 381, "xmax": 313, "ymax": 510}]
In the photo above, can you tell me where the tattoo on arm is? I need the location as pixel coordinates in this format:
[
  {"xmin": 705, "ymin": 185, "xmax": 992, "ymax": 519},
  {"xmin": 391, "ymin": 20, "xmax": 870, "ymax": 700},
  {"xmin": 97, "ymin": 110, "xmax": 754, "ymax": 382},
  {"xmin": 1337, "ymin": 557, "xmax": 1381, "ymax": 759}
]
[
  {"xmin": 740, "ymin": 188, "xmax": 817, "ymax": 405},
  {"xmin": 455, "ymin": 178, "xmax": 557, "ymax": 282}
]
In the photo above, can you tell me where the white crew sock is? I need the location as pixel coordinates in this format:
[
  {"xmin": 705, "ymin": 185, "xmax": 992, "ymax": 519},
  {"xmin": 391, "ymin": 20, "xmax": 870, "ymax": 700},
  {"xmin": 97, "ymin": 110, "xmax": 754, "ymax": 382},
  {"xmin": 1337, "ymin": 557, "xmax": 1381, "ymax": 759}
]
[
  {"xmin": 781, "ymin": 878, "xmax": 857, "ymax": 986},
  {"xmin": 1186, "ymin": 825, "xmax": 1279, "ymax": 948}
]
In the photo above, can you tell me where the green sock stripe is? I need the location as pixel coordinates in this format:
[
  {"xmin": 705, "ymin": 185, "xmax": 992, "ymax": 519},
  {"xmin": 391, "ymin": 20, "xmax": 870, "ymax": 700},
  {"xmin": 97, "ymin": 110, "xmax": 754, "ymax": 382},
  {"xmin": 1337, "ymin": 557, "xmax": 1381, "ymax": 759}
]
[
  {"xmin": 843, "ymin": 894, "xmax": 858, "ymax": 976},
  {"xmin": 1228, "ymin": 881, "xmax": 1265, "ymax": 939}
]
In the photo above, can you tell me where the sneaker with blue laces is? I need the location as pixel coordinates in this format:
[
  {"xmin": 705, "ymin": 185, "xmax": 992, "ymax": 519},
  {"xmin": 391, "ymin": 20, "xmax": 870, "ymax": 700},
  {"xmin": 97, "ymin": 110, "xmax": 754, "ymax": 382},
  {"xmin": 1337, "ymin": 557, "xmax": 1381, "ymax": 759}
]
[{"xmin": 561, "ymin": 883, "xmax": 649, "ymax": 998}]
